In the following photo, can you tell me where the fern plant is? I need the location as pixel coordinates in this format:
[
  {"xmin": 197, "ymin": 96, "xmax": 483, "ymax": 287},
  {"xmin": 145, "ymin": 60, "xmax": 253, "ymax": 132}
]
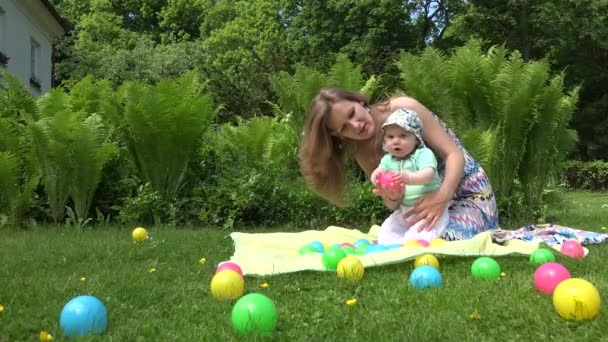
[
  {"xmin": 0, "ymin": 71, "xmax": 40, "ymax": 226},
  {"xmin": 30, "ymin": 79, "xmax": 118, "ymax": 224},
  {"xmin": 397, "ymin": 40, "xmax": 579, "ymax": 217},
  {"xmin": 213, "ymin": 116, "xmax": 299, "ymax": 174},
  {"xmin": 119, "ymin": 71, "xmax": 215, "ymax": 199},
  {"xmin": 0, "ymin": 71, "xmax": 38, "ymax": 123},
  {"xmin": 271, "ymin": 54, "xmax": 380, "ymax": 131},
  {"xmin": 0, "ymin": 152, "xmax": 18, "ymax": 215}
]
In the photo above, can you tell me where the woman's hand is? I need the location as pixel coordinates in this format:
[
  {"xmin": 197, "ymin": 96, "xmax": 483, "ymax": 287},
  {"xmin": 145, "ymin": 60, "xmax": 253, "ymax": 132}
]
[{"xmin": 403, "ymin": 190, "xmax": 449, "ymax": 232}]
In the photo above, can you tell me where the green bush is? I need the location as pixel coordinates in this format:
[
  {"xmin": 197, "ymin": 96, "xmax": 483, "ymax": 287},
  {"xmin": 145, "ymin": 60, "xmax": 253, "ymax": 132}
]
[
  {"xmin": 561, "ymin": 160, "xmax": 608, "ymax": 190},
  {"xmin": 397, "ymin": 40, "xmax": 579, "ymax": 221}
]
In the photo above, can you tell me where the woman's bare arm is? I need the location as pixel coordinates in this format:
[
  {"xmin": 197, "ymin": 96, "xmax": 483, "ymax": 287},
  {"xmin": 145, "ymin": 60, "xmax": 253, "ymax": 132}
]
[{"xmin": 389, "ymin": 97, "xmax": 464, "ymax": 228}]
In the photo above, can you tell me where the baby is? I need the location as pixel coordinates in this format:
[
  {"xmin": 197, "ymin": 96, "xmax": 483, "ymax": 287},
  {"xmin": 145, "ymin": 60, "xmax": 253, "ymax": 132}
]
[{"xmin": 371, "ymin": 109, "xmax": 449, "ymax": 245}]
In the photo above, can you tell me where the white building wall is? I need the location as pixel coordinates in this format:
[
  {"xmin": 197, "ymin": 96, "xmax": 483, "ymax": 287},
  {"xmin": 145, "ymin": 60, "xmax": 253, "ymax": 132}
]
[{"xmin": 0, "ymin": 0, "xmax": 65, "ymax": 95}]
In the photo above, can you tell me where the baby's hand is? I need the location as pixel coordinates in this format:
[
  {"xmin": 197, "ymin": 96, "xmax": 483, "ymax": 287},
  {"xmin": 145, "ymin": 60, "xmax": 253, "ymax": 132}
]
[{"xmin": 397, "ymin": 172, "xmax": 410, "ymax": 184}]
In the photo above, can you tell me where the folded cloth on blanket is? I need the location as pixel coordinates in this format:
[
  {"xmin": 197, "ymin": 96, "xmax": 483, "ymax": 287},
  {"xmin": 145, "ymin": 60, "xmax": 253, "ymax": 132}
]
[
  {"xmin": 228, "ymin": 225, "xmax": 552, "ymax": 276},
  {"xmin": 491, "ymin": 223, "xmax": 608, "ymax": 246}
]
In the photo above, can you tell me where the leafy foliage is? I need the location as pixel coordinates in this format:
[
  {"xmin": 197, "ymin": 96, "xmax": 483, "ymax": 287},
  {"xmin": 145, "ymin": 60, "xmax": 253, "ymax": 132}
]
[
  {"xmin": 119, "ymin": 71, "xmax": 215, "ymax": 199},
  {"xmin": 446, "ymin": 0, "xmax": 608, "ymax": 160},
  {"xmin": 29, "ymin": 78, "xmax": 118, "ymax": 223},
  {"xmin": 561, "ymin": 160, "xmax": 608, "ymax": 191},
  {"xmin": 0, "ymin": 152, "xmax": 19, "ymax": 215},
  {"xmin": 0, "ymin": 72, "xmax": 41, "ymax": 225},
  {"xmin": 397, "ymin": 41, "xmax": 579, "ymax": 218}
]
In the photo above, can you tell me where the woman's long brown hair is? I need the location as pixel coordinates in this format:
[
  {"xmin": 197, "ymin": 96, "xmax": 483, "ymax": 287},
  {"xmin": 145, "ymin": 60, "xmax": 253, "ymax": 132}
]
[{"xmin": 299, "ymin": 87, "xmax": 386, "ymax": 206}]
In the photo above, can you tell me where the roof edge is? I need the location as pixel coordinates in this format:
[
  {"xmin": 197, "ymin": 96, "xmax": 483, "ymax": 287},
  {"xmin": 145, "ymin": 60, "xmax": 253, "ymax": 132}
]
[{"xmin": 39, "ymin": 0, "xmax": 70, "ymax": 32}]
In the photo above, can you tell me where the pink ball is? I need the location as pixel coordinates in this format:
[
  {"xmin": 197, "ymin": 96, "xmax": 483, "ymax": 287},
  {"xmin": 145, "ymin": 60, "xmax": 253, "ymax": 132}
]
[
  {"xmin": 560, "ymin": 240, "xmax": 585, "ymax": 259},
  {"xmin": 339, "ymin": 242, "xmax": 354, "ymax": 248},
  {"xmin": 376, "ymin": 171, "xmax": 403, "ymax": 191},
  {"xmin": 371, "ymin": 240, "xmax": 378, "ymax": 245},
  {"xmin": 216, "ymin": 262, "xmax": 243, "ymax": 276},
  {"xmin": 534, "ymin": 262, "xmax": 571, "ymax": 295},
  {"xmin": 416, "ymin": 239, "xmax": 429, "ymax": 247}
]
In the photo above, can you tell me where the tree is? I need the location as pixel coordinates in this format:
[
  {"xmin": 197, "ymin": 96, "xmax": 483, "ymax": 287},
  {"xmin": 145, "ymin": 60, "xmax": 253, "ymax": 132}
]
[{"xmin": 446, "ymin": 0, "xmax": 608, "ymax": 160}]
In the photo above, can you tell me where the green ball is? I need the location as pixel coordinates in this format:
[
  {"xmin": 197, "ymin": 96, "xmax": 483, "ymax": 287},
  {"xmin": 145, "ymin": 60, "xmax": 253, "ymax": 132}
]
[
  {"xmin": 322, "ymin": 247, "xmax": 347, "ymax": 270},
  {"xmin": 471, "ymin": 257, "xmax": 501, "ymax": 280},
  {"xmin": 340, "ymin": 246, "xmax": 356, "ymax": 255},
  {"xmin": 299, "ymin": 245, "xmax": 318, "ymax": 255},
  {"xmin": 354, "ymin": 244, "xmax": 370, "ymax": 255},
  {"xmin": 529, "ymin": 248, "xmax": 555, "ymax": 266},
  {"xmin": 231, "ymin": 293, "xmax": 277, "ymax": 336}
]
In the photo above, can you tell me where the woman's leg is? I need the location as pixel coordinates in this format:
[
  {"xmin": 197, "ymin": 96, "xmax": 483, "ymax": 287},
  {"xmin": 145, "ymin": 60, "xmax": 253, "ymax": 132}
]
[{"xmin": 444, "ymin": 192, "xmax": 499, "ymax": 241}]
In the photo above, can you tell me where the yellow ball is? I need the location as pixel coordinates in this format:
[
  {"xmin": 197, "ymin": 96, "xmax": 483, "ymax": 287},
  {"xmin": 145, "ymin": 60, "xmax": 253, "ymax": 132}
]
[
  {"xmin": 210, "ymin": 270, "xmax": 244, "ymax": 300},
  {"xmin": 429, "ymin": 239, "xmax": 446, "ymax": 247},
  {"xmin": 321, "ymin": 242, "xmax": 329, "ymax": 250},
  {"xmin": 336, "ymin": 256, "xmax": 364, "ymax": 282},
  {"xmin": 553, "ymin": 278, "xmax": 601, "ymax": 321},
  {"xmin": 132, "ymin": 227, "xmax": 148, "ymax": 242},
  {"xmin": 403, "ymin": 240, "xmax": 422, "ymax": 248},
  {"xmin": 414, "ymin": 254, "xmax": 440, "ymax": 269}
]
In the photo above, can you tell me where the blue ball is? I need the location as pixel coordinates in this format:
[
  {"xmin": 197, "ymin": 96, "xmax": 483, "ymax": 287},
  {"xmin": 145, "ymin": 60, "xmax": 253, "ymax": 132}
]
[
  {"xmin": 386, "ymin": 244, "xmax": 402, "ymax": 250},
  {"xmin": 353, "ymin": 239, "xmax": 371, "ymax": 247},
  {"xmin": 410, "ymin": 265, "xmax": 442, "ymax": 290},
  {"xmin": 365, "ymin": 244, "xmax": 388, "ymax": 254},
  {"xmin": 309, "ymin": 241, "xmax": 325, "ymax": 253},
  {"xmin": 60, "ymin": 295, "xmax": 108, "ymax": 337}
]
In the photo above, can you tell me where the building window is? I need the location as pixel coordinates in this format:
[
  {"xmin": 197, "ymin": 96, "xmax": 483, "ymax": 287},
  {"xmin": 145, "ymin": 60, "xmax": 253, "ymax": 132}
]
[{"xmin": 30, "ymin": 38, "xmax": 41, "ymax": 89}]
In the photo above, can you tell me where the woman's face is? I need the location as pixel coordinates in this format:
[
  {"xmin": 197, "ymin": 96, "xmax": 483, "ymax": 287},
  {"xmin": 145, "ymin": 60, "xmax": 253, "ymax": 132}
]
[{"xmin": 326, "ymin": 100, "xmax": 375, "ymax": 140}]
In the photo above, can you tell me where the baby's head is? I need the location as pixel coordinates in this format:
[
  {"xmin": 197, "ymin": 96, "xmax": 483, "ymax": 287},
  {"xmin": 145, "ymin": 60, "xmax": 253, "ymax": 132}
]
[{"xmin": 382, "ymin": 109, "xmax": 424, "ymax": 157}]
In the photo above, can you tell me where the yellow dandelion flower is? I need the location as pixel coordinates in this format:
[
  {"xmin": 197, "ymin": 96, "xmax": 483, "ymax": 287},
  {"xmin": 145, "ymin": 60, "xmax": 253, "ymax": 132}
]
[
  {"xmin": 500, "ymin": 272, "xmax": 506, "ymax": 277},
  {"xmin": 601, "ymin": 227, "xmax": 606, "ymax": 231},
  {"xmin": 39, "ymin": 330, "xmax": 53, "ymax": 341},
  {"xmin": 80, "ymin": 277, "xmax": 86, "ymax": 282},
  {"xmin": 199, "ymin": 257, "xmax": 207, "ymax": 264},
  {"xmin": 149, "ymin": 268, "xmax": 156, "ymax": 273},
  {"xmin": 345, "ymin": 298, "xmax": 357, "ymax": 306},
  {"xmin": 260, "ymin": 283, "xmax": 270, "ymax": 289},
  {"xmin": 0, "ymin": 304, "xmax": 4, "ymax": 312},
  {"xmin": 469, "ymin": 308, "xmax": 479, "ymax": 319}
]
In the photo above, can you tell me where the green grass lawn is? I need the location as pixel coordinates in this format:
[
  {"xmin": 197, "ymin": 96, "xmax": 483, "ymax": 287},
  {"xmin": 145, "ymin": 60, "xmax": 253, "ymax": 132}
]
[{"xmin": 1, "ymin": 191, "xmax": 607, "ymax": 341}]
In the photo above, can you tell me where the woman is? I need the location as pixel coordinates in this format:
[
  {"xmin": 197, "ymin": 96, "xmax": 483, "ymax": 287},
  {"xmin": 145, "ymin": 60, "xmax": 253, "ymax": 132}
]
[{"xmin": 299, "ymin": 87, "xmax": 499, "ymax": 240}]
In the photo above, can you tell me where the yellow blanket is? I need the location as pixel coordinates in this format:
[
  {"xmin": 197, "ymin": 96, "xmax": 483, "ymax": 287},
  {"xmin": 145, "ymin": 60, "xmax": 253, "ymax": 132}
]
[{"xmin": 227, "ymin": 225, "xmax": 566, "ymax": 276}]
